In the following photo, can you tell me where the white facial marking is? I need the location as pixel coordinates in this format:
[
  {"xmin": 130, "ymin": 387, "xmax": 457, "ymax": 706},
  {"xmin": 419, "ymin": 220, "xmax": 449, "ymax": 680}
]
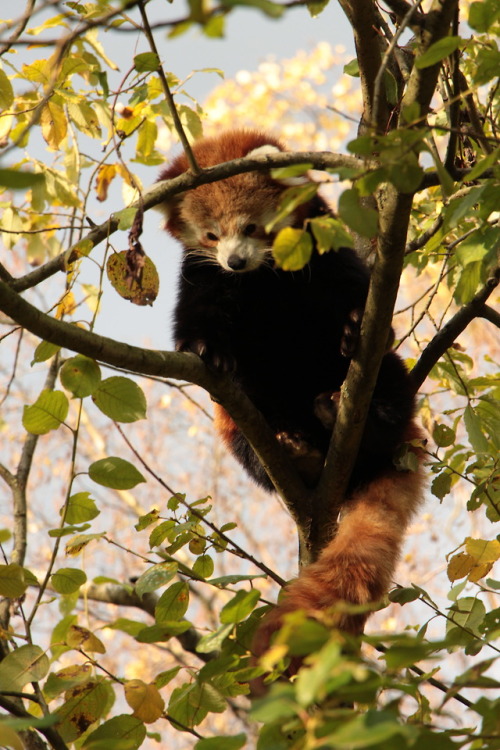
[
  {"xmin": 246, "ymin": 144, "xmax": 282, "ymax": 159},
  {"xmin": 216, "ymin": 236, "xmax": 268, "ymax": 272},
  {"xmin": 246, "ymin": 144, "xmax": 310, "ymax": 186}
]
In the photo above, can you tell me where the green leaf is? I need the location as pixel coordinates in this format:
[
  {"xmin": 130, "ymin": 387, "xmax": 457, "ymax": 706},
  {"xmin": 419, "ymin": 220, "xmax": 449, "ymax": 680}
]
[
  {"xmin": 31, "ymin": 340, "xmax": 61, "ymax": 365},
  {"xmin": 135, "ymin": 621, "xmax": 192, "ymax": 643},
  {"xmin": 0, "ymin": 169, "xmax": 44, "ymax": 189},
  {"xmin": 133, "ymin": 52, "xmax": 160, "ymax": 72},
  {"xmin": 220, "ymin": 0, "xmax": 284, "ymax": 18},
  {"xmin": 134, "ymin": 562, "xmax": 178, "ymax": 597},
  {"xmin": 0, "ymin": 645, "xmax": 49, "ymax": 691},
  {"xmin": 60, "ymin": 355, "xmax": 101, "ymax": 398},
  {"xmin": 51, "ymin": 567, "xmax": 87, "ymax": 594},
  {"xmin": 92, "ymin": 376, "xmax": 147, "ymax": 422},
  {"xmin": 113, "ymin": 207, "xmax": 137, "ymax": 230},
  {"xmin": 208, "ymin": 574, "xmax": 265, "ymax": 587},
  {"xmin": 156, "ymin": 666, "xmax": 182, "ymax": 688},
  {"xmin": 310, "ymin": 217, "xmax": 354, "ymax": 253},
  {"xmin": 196, "ymin": 623, "xmax": 234, "ymax": 654},
  {"xmin": 55, "ymin": 679, "xmax": 114, "ymax": 743},
  {"xmin": 306, "ymin": 0, "xmax": 329, "ymax": 16},
  {"xmin": 106, "ymin": 618, "xmax": 146, "ymax": 637},
  {"xmin": 343, "ymin": 58, "xmax": 359, "ymax": 77},
  {"xmin": 295, "ymin": 641, "xmax": 343, "ymax": 707},
  {"xmin": 266, "ymin": 183, "xmax": 317, "ymax": 232},
  {"xmin": 464, "ymin": 146, "xmax": 500, "ymax": 182},
  {"xmin": 0, "ymin": 68, "xmax": 14, "ymax": 109},
  {"xmin": 415, "ymin": 36, "xmax": 462, "ymax": 69},
  {"xmin": 447, "ymin": 597, "xmax": 486, "ymax": 643},
  {"xmin": 220, "ymin": 589, "xmax": 261, "ymax": 624},
  {"xmin": 273, "ymin": 227, "xmax": 313, "ymax": 270},
  {"xmin": 0, "ymin": 564, "xmax": 27, "ymax": 597},
  {"xmin": 64, "ymin": 492, "xmax": 100, "ymax": 524},
  {"xmin": 88, "ymin": 457, "xmax": 146, "ymax": 489},
  {"xmin": 431, "ymin": 471, "xmax": 452, "ymax": 500},
  {"xmin": 464, "ymin": 405, "xmax": 489, "ymax": 453},
  {"xmin": 195, "ymin": 735, "xmax": 247, "ymax": 750},
  {"xmin": 65, "ymin": 532, "xmax": 106, "ymax": 556},
  {"xmin": 468, "ymin": 0, "xmax": 500, "ymax": 32},
  {"xmin": 149, "ymin": 519, "xmax": 176, "ymax": 548},
  {"xmin": 155, "ymin": 581, "xmax": 189, "ymax": 623},
  {"xmin": 387, "ymin": 158, "xmax": 424, "ymax": 193},
  {"xmin": 338, "ymin": 188, "xmax": 378, "ymax": 238},
  {"xmin": 22, "ymin": 390, "xmax": 69, "ymax": 434},
  {"xmin": 168, "ymin": 681, "xmax": 225, "ymax": 729},
  {"xmin": 388, "ymin": 587, "xmax": 421, "ymax": 605},
  {"xmin": 432, "ymin": 423, "xmax": 455, "ymax": 447},
  {"xmin": 192, "ymin": 554, "xmax": 214, "ymax": 579}
]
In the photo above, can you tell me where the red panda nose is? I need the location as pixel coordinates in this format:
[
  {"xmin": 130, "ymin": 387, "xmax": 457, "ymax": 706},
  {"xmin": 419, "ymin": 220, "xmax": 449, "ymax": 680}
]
[{"xmin": 227, "ymin": 254, "xmax": 247, "ymax": 271}]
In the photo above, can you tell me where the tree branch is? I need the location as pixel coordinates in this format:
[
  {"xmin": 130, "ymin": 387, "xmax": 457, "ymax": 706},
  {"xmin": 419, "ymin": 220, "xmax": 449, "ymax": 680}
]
[
  {"xmin": 0, "ymin": 278, "xmax": 313, "ymax": 537},
  {"xmin": 410, "ymin": 267, "xmax": 500, "ymax": 392},
  {"xmin": 5, "ymin": 149, "xmax": 362, "ymax": 294},
  {"xmin": 0, "ymin": 695, "xmax": 68, "ymax": 750},
  {"xmin": 309, "ymin": 0, "xmax": 460, "ymax": 554}
]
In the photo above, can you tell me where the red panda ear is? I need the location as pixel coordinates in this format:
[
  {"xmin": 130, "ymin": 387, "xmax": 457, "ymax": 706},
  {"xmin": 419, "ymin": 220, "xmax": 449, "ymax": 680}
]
[{"xmin": 246, "ymin": 143, "xmax": 310, "ymax": 187}]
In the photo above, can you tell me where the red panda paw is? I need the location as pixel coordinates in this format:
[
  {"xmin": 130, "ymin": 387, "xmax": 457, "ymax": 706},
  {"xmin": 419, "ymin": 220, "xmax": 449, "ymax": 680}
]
[
  {"xmin": 176, "ymin": 338, "xmax": 235, "ymax": 372},
  {"xmin": 314, "ymin": 390, "xmax": 341, "ymax": 429},
  {"xmin": 276, "ymin": 431, "xmax": 324, "ymax": 486}
]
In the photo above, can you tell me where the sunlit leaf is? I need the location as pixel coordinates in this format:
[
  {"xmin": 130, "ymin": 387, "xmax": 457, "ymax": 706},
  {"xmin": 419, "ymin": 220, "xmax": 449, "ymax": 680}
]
[
  {"xmin": 415, "ymin": 36, "xmax": 462, "ymax": 69},
  {"xmin": 124, "ymin": 679, "xmax": 165, "ymax": 723},
  {"xmin": 0, "ymin": 645, "xmax": 49, "ymax": 691},
  {"xmin": 40, "ymin": 101, "xmax": 67, "ymax": 149},
  {"xmin": 22, "ymin": 390, "xmax": 69, "ymax": 434},
  {"xmin": 51, "ymin": 567, "xmax": 87, "ymax": 594},
  {"xmin": 273, "ymin": 227, "xmax": 313, "ymax": 270},
  {"xmin": 88, "ymin": 457, "xmax": 146, "ymax": 489},
  {"xmin": 60, "ymin": 355, "xmax": 101, "ymax": 398},
  {"xmin": 0, "ymin": 564, "xmax": 27, "ymax": 598}
]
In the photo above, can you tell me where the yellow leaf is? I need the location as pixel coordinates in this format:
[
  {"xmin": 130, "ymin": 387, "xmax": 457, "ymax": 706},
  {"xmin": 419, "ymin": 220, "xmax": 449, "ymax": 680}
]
[
  {"xmin": 447, "ymin": 552, "xmax": 474, "ymax": 582},
  {"xmin": 116, "ymin": 162, "xmax": 136, "ymax": 187},
  {"xmin": 95, "ymin": 164, "xmax": 117, "ymax": 202},
  {"xmin": 468, "ymin": 562, "xmax": 493, "ymax": 583},
  {"xmin": 56, "ymin": 291, "xmax": 76, "ymax": 319},
  {"xmin": 40, "ymin": 101, "xmax": 67, "ymax": 149},
  {"xmin": 0, "ymin": 724, "xmax": 24, "ymax": 750},
  {"xmin": 465, "ymin": 537, "xmax": 500, "ymax": 564},
  {"xmin": 66, "ymin": 625, "xmax": 106, "ymax": 654},
  {"xmin": 124, "ymin": 679, "xmax": 165, "ymax": 723}
]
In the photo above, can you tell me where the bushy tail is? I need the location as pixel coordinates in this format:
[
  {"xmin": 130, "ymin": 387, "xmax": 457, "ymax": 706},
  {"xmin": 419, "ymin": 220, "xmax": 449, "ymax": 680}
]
[{"xmin": 252, "ymin": 421, "xmax": 426, "ymax": 656}]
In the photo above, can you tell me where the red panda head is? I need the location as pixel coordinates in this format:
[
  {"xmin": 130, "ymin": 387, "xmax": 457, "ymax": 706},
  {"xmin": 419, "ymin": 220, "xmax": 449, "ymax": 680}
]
[{"xmin": 159, "ymin": 130, "xmax": 309, "ymax": 272}]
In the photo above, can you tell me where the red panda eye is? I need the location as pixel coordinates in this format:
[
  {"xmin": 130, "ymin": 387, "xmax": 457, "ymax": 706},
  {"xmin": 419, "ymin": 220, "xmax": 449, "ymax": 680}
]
[
  {"xmin": 243, "ymin": 224, "xmax": 257, "ymax": 236},
  {"xmin": 206, "ymin": 232, "xmax": 218, "ymax": 242}
]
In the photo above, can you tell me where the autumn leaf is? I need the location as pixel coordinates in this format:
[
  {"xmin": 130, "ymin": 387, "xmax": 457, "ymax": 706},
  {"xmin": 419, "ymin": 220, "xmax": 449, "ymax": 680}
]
[
  {"xmin": 124, "ymin": 679, "xmax": 165, "ymax": 723},
  {"xmin": 40, "ymin": 101, "xmax": 67, "ymax": 149}
]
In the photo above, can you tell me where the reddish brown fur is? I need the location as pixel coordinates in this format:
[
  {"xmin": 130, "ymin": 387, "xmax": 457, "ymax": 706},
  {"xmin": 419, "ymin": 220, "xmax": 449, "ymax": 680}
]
[
  {"xmin": 252, "ymin": 420, "xmax": 426, "ymax": 676},
  {"xmin": 161, "ymin": 131, "xmax": 288, "ymax": 242},
  {"xmin": 213, "ymin": 404, "xmax": 239, "ymax": 447}
]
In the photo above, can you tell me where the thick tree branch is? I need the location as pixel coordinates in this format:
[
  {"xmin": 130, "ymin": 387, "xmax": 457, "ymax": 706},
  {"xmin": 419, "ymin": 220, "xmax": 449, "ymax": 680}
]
[
  {"xmin": 337, "ymin": 0, "xmax": 389, "ymax": 133},
  {"xmin": 409, "ymin": 267, "xmax": 500, "ymax": 392},
  {"xmin": 310, "ymin": 0, "xmax": 459, "ymax": 554},
  {"xmin": 0, "ymin": 279, "xmax": 313, "ymax": 538},
  {"xmin": 313, "ymin": 188, "xmax": 415, "ymax": 552},
  {"xmin": 5, "ymin": 150, "xmax": 362, "ymax": 294},
  {"xmin": 0, "ymin": 695, "xmax": 68, "ymax": 750},
  {"xmin": 79, "ymin": 582, "xmax": 216, "ymax": 662}
]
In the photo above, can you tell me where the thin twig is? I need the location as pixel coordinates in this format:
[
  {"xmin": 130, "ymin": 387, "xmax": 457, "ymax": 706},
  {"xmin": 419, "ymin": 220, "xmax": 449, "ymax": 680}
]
[{"xmin": 138, "ymin": 0, "xmax": 200, "ymax": 174}]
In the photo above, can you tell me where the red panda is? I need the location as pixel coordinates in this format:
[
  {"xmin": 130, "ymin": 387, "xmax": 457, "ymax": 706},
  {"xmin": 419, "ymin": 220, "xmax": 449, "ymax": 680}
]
[{"xmin": 159, "ymin": 130, "xmax": 425, "ymax": 669}]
